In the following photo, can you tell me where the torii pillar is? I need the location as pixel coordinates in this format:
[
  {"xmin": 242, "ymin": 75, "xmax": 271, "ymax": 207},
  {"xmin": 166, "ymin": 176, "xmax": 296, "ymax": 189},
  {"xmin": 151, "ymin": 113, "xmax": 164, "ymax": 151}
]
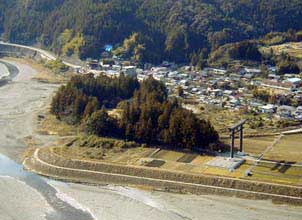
[{"xmin": 229, "ymin": 120, "xmax": 247, "ymax": 158}]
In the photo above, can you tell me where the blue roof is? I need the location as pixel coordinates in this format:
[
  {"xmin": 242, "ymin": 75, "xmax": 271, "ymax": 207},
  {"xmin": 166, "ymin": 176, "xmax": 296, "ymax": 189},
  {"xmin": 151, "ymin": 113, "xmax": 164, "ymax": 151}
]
[{"xmin": 104, "ymin": 44, "xmax": 113, "ymax": 52}]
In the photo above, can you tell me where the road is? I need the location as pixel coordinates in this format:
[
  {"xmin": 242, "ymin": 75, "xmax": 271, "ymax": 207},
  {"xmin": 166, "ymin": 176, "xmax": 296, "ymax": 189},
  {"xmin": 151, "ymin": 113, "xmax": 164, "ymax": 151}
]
[
  {"xmin": 0, "ymin": 59, "xmax": 302, "ymax": 220},
  {"xmin": 0, "ymin": 41, "xmax": 82, "ymax": 69}
]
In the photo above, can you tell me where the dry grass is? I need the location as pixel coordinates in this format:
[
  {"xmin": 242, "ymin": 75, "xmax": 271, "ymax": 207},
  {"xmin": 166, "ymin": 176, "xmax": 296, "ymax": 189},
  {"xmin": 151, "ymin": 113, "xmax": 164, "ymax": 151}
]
[
  {"xmin": 264, "ymin": 134, "xmax": 302, "ymax": 162},
  {"xmin": 200, "ymin": 107, "xmax": 282, "ymax": 136},
  {"xmin": 201, "ymin": 108, "xmax": 245, "ymax": 134},
  {"xmin": 191, "ymin": 156, "xmax": 214, "ymax": 165},
  {"xmin": 202, "ymin": 165, "xmax": 248, "ymax": 178},
  {"xmin": 3, "ymin": 57, "xmax": 73, "ymax": 83},
  {"xmin": 37, "ymin": 113, "xmax": 78, "ymax": 136},
  {"xmin": 145, "ymin": 160, "xmax": 166, "ymax": 168},
  {"xmin": 107, "ymin": 109, "xmax": 123, "ymax": 120},
  {"xmin": 152, "ymin": 150, "xmax": 184, "ymax": 161},
  {"xmin": 235, "ymin": 134, "xmax": 302, "ymax": 185},
  {"xmin": 54, "ymin": 137, "xmax": 153, "ymax": 165},
  {"xmin": 238, "ymin": 136, "xmax": 277, "ymax": 156},
  {"xmin": 52, "ymin": 137, "xmax": 302, "ymax": 185},
  {"xmin": 260, "ymin": 42, "xmax": 302, "ymax": 59},
  {"xmin": 177, "ymin": 154, "xmax": 198, "ymax": 163},
  {"xmin": 249, "ymin": 171, "xmax": 302, "ymax": 186}
]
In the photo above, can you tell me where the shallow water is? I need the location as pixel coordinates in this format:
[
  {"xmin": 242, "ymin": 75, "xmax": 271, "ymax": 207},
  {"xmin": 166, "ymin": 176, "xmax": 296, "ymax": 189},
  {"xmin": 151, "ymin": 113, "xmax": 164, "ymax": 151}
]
[{"xmin": 0, "ymin": 59, "xmax": 95, "ymax": 220}]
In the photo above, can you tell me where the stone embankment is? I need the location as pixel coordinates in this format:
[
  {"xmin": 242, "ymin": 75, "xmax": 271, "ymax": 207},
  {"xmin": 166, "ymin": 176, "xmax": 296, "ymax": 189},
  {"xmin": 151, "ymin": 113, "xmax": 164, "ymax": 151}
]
[
  {"xmin": 24, "ymin": 148, "xmax": 302, "ymax": 205},
  {"xmin": 0, "ymin": 42, "xmax": 81, "ymax": 70}
]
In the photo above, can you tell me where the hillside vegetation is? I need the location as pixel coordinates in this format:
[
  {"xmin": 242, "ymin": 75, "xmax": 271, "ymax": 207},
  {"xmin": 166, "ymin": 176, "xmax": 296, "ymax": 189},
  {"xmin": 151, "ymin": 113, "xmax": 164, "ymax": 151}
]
[{"xmin": 1, "ymin": 0, "xmax": 302, "ymax": 63}]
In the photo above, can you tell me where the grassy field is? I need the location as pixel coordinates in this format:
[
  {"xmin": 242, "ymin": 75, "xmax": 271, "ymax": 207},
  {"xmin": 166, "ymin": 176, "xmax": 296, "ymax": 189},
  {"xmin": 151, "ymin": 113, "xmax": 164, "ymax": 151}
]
[
  {"xmin": 264, "ymin": 134, "xmax": 302, "ymax": 162},
  {"xmin": 152, "ymin": 150, "xmax": 185, "ymax": 161},
  {"xmin": 37, "ymin": 113, "xmax": 78, "ymax": 136},
  {"xmin": 236, "ymin": 136, "xmax": 277, "ymax": 156},
  {"xmin": 241, "ymin": 134, "xmax": 302, "ymax": 185},
  {"xmin": 248, "ymin": 161, "xmax": 302, "ymax": 185}
]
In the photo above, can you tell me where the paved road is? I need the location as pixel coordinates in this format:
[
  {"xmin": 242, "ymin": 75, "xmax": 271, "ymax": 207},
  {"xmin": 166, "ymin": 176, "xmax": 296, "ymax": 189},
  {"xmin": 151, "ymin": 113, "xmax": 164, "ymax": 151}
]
[{"xmin": 0, "ymin": 41, "xmax": 82, "ymax": 69}]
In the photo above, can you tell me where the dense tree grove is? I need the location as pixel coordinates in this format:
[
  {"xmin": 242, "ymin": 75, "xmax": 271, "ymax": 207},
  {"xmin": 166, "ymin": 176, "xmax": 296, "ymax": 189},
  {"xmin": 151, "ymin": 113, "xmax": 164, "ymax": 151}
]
[
  {"xmin": 51, "ymin": 73, "xmax": 139, "ymax": 123},
  {"xmin": 120, "ymin": 77, "xmax": 219, "ymax": 149},
  {"xmin": 84, "ymin": 109, "xmax": 121, "ymax": 138},
  {"xmin": 51, "ymin": 75, "xmax": 219, "ymax": 150},
  {"xmin": 1, "ymin": 0, "xmax": 302, "ymax": 63},
  {"xmin": 277, "ymin": 56, "xmax": 301, "ymax": 74},
  {"xmin": 228, "ymin": 41, "xmax": 262, "ymax": 61}
]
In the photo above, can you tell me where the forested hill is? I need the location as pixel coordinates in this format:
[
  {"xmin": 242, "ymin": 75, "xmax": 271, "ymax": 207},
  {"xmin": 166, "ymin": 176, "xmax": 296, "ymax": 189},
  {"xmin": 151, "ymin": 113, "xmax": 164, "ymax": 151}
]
[{"xmin": 1, "ymin": 0, "xmax": 302, "ymax": 63}]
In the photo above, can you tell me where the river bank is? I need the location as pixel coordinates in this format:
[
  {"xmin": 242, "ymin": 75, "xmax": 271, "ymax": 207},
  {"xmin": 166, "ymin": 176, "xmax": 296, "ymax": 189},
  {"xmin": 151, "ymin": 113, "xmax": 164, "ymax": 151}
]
[
  {"xmin": 24, "ymin": 147, "xmax": 302, "ymax": 206},
  {"xmin": 0, "ymin": 60, "xmax": 19, "ymax": 86},
  {"xmin": 0, "ymin": 58, "xmax": 96, "ymax": 220}
]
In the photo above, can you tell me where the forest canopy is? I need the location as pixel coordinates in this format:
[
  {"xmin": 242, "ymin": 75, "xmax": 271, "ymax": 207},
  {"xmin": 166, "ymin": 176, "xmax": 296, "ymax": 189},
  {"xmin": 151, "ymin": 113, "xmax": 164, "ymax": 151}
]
[{"xmin": 1, "ymin": 0, "xmax": 302, "ymax": 63}]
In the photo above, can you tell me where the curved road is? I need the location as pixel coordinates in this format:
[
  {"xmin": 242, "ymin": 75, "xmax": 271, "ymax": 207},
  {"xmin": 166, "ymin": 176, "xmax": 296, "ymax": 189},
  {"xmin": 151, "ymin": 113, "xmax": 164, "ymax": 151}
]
[
  {"xmin": 0, "ymin": 41, "xmax": 82, "ymax": 69},
  {"xmin": 0, "ymin": 59, "xmax": 302, "ymax": 220}
]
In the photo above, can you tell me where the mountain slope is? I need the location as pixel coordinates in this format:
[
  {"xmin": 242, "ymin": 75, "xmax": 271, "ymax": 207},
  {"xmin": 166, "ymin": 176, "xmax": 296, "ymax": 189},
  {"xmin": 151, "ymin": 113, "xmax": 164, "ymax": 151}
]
[{"xmin": 1, "ymin": 0, "xmax": 302, "ymax": 63}]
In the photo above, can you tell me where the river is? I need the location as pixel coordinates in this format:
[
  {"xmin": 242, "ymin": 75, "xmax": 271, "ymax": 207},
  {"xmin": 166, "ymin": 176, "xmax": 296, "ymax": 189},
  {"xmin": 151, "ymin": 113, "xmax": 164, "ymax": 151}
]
[{"xmin": 0, "ymin": 59, "xmax": 301, "ymax": 220}]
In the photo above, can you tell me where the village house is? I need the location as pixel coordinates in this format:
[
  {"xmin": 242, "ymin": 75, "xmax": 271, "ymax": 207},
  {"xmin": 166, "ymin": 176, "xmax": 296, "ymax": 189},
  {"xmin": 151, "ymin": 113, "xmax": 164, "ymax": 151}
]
[
  {"xmin": 283, "ymin": 78, "xmax": 302, "ymax": 90},
  {"xmin": 205, "ymin": 68, "xmax": 227, "ymax": 76},
  {"xmin": 294, "ymin": 106, "xmax": 302, "ymax": 120},
  {"xmin": 277, "ymin": 105, "xmax": 296, "ymax": 119},
  {"xmin": 86, "ymin": 60, "xmax": 100, "ymax": 70},
  {"xmin": 121, "ymin": 66, "xmax": 137, "ymax": 77},
  {"xmin": 260, "ymin": 104, "xmax": 276, "ymax": 114}
]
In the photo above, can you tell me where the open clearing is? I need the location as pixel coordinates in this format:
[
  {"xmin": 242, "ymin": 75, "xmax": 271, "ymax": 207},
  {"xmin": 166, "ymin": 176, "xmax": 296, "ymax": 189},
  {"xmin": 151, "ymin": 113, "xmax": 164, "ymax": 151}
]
[
  {"xmin": 261, "ymin": 42, "xmax": 302, "ymax": 59},
  {"xmin": 265, "ymin": 134, "xmax": 302, "ymax": 162},
  {"xmin": 246, "ymin": 134, "xmax": 302, "ymax": 185},
  {"xmin": 50, "ymin": 131, "xmax": 302, "ymax": 186}
]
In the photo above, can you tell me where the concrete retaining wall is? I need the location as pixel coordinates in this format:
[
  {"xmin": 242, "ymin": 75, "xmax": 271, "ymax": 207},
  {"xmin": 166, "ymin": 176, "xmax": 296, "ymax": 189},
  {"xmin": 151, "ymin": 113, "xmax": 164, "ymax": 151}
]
[
  {"xmin": 0, "ymin": 42, "xmax": 81, "ymax": 70},
  {"xmin": 24, "ymin": 148, "xmax": 302, "ymax": 205},
  {"xmin": 0, "ymin": 44, "xmax": 45, "ymax": 61}
]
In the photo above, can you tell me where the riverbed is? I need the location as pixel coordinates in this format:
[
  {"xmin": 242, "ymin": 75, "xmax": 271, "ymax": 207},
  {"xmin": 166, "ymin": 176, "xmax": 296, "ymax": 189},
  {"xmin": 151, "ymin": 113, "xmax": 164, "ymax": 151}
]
[{"xmin": 0, "ymin": 59, "xmax": 301, "ymax": 220}]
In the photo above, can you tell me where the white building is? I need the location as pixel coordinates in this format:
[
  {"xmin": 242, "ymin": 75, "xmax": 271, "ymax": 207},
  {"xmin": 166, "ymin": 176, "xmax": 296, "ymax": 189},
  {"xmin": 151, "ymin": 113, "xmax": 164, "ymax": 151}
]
[
  {"xmin": 260, "ymin": 104, "xmax": 276, "ymax": 114},
  {"xmin": 122, "ymin": 66, "xmax": 137, "ymax": 77}
]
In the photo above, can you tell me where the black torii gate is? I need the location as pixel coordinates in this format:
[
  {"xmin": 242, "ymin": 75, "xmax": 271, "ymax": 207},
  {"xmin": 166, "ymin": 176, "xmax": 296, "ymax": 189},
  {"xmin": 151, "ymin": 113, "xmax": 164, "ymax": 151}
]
[{"xmin": 228, "ymin": 119, "xmax": 247, "ymax": 158}]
